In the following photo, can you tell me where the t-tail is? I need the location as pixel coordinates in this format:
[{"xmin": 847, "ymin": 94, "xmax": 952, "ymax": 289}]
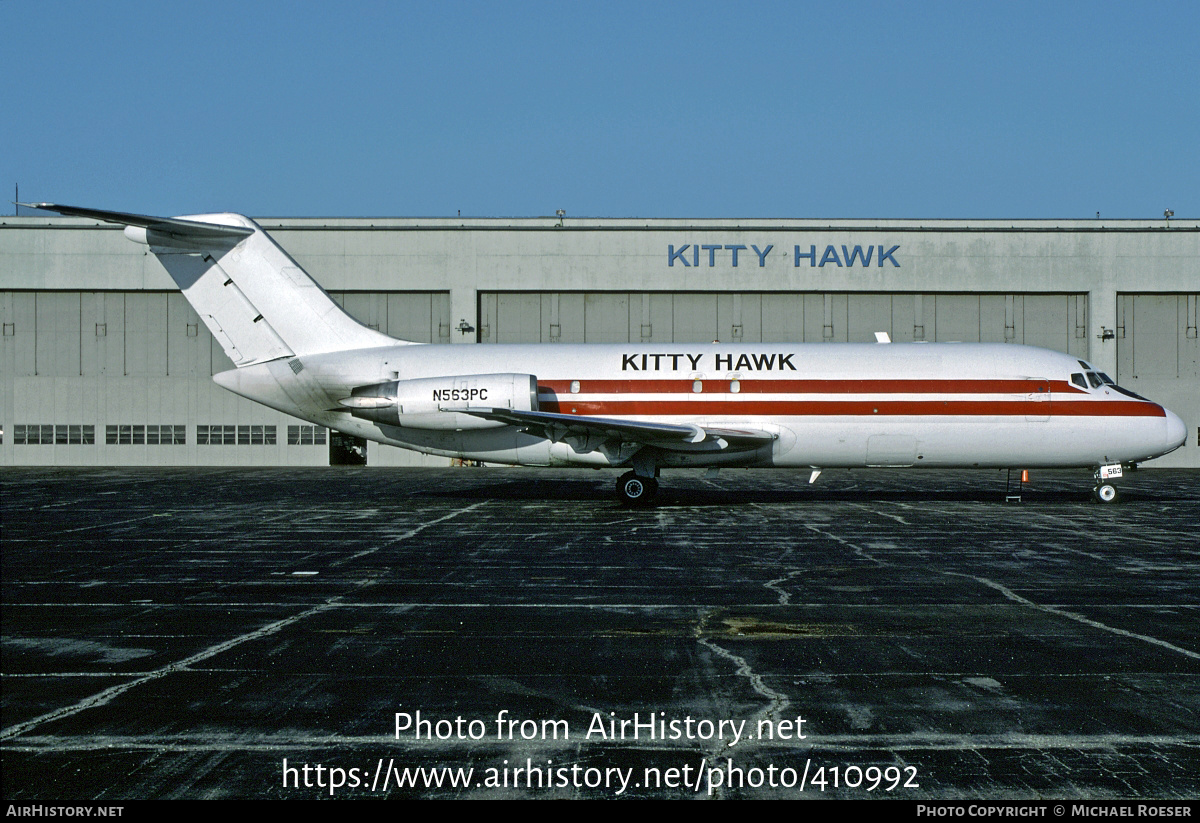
[{"xmin": 20, "ymin": 204, "xmax": 400, "ymax": 365}]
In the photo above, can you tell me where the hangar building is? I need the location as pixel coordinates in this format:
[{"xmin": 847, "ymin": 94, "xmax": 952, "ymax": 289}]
[{"xmin": 1, "ymin": 213, "xmax": 1197, "ymax": 468}]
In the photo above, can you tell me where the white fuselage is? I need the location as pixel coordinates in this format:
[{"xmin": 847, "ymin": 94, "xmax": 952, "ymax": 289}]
[{"xmin": 215, "ymin": 341, "xmax": 1187, "ymax": 471}]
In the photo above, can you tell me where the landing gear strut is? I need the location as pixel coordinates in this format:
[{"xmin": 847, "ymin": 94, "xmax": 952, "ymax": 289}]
[
  {"xmin": 616, "ymin": 471, "xmax": 658, "ymax": 506},
  {"xmin": 1092, "ymin": 463, "xmax": 1124, "ymax": 504}
]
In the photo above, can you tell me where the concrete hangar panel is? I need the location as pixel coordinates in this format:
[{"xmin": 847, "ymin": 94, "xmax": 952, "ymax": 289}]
[{"xmin": 0, "ymin": 214, "xmax": 1196, "ymax": 467}]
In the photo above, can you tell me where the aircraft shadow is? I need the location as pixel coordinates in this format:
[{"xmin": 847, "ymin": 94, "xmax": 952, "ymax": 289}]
[{"xmin": 419, "ymin": 476, "xmax": 1116, "ymax": 507}]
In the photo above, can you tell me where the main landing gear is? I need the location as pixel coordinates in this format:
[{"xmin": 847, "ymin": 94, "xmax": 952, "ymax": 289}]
[{"xmin": 616, "ymin": 471, "xmax": 659, "ymax": 506}]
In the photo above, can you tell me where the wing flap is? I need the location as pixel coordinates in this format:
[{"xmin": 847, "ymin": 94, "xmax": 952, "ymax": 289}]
[{"xmin": 463, "ymin": 407, "xmax": 776, "ymax": 452}]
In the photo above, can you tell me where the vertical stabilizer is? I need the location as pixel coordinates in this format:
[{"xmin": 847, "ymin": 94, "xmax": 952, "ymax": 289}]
[{"xmin": 23, "ymin": 204, "xmax": 401, "ymax": 366}]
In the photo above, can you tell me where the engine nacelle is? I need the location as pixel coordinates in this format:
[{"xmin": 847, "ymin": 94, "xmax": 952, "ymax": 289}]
[{"xmin": 341, "ymin": 373, "xmax": 539, "ymax": 430}]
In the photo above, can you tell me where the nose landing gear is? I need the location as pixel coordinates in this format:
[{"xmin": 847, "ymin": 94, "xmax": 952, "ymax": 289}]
[{"xmin": 1092, "ymin": 463, "xmax": 1125, "ymax": 504}]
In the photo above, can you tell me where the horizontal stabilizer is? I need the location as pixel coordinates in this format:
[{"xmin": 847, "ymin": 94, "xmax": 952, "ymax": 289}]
[{"xmin": 17, "ymin": 203, "xmax": 254, "ymax": 240}]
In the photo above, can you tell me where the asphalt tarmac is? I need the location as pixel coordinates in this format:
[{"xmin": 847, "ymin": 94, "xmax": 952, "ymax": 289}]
[{"xmin": 2, "ymin": 467, "xmax": 1198, "ymax": 799}]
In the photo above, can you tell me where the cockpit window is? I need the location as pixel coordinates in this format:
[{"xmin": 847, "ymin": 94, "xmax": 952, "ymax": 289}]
[
  {"xmin": 1079, "ymin": 370, "xmax": 1149, "ymax": 400},
  {"xmin": 1071, "ymin": 373, "xmax": 1087, "ymax": 389}
]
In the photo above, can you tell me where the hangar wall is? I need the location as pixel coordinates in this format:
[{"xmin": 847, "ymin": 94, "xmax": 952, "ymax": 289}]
[
  {"xmin": 477, "ymin": 291, "xmax": 1091, "ymax": 354},
  {"xmin": 1, "ymin": 216, "xmax": 1197, "ymax": 468},
  {"xmin": 0, "ymin": 289, "xmax": 452, "ymax": 467}
]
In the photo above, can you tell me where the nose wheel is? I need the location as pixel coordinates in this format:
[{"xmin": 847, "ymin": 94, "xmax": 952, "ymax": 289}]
[
  {"xmin": 616, "ymin": 471, "xmax": 658, "ymax": 506},
  {"xmin": 1092, "ymin": 463, "xmax": 1124, "ymax": 504}
]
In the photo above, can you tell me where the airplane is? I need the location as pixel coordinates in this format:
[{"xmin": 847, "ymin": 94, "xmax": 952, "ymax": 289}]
[{"xmin": 22, "ymin": 203, "xmax": 1188, "ymax": 505}]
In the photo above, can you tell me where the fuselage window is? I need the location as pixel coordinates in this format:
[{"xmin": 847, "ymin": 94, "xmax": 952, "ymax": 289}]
[
  {"xmin": 1071, "ymin": 373, "xmax": 1087, "ymax": 389},
  {"xmin": 692, "ymin": 380, "xmax": 703, "ymax": 393},
  {"xmin": 730, "ymin": 379, "xmax": 741, "ymax": 394},
  {"xmin": 570, "ymin": 380, "xmax": 580, "ymax": 394}
]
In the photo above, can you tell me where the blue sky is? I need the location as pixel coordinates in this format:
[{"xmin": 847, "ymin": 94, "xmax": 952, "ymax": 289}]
[{"xmin": 3, "ymin": 1, "xmax": 1197, "ymax": 219}]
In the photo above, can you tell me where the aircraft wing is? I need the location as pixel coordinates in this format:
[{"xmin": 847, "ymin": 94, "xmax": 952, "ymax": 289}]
[
  {"xmin": 16, "ymin": 203, "xmax": 254, "ymax": 240},
  {"xmin": 463, "ymin": 407, "xmax": 776, "ymax": 453}
]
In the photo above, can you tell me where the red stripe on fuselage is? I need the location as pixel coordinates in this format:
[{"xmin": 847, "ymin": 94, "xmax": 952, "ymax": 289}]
[
  {"xmin": 537, "ymin": 398, "xmax": 1164, "ymax": 418},
  {"xmin": 540, "ymin": 378, "xmax": 1086, "ymax": 395}
]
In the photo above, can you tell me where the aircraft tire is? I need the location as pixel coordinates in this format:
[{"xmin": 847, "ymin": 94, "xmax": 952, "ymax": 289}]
[
  {"xmin": 616, "ymin": 471, "xmax": 657, "ymax": 506},
  {"xmin": 1093, "ymin": 483, "xmax": 1120, "ymax": 504}
]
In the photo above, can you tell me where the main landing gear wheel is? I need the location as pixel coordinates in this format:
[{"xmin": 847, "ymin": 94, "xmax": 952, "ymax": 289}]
[
  {"xmin": 1093, "ymin": 483, "xmax": 1120, "ymax": 504},
  {"xmin": 616, "ymin": 471, "xmax": 658, "ymax": 506}
]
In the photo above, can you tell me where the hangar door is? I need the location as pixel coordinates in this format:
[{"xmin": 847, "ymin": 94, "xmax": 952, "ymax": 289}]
[
  {"xmin": 1116, "ymin": 294, "xmax": 1200, "ymax": 381},
  {"xmin": 0, "ymin": 290, "xmax": 451, "ymax": 377},
  {"xmin": 329, "ymin": 292, "xmax": 451, "ymax": 344},
  {"xmin": 477, "ymin": 292, "xmax": 1088, "ymax": 357},
  {"xmin": 1115, "ymin": 293, "xmax": 1199, "ymax": 465}
]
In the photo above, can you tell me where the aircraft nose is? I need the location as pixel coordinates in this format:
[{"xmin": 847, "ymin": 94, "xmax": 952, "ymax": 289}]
[{"xmin": 1165, "ymin": 408, "xmax": 1187, "ymax": 452}]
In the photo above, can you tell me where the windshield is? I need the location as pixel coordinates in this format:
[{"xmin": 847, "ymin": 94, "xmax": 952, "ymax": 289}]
[{"xmin": 1070, "ymin": 370, "xmax": 1150, "ymax": 401}]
